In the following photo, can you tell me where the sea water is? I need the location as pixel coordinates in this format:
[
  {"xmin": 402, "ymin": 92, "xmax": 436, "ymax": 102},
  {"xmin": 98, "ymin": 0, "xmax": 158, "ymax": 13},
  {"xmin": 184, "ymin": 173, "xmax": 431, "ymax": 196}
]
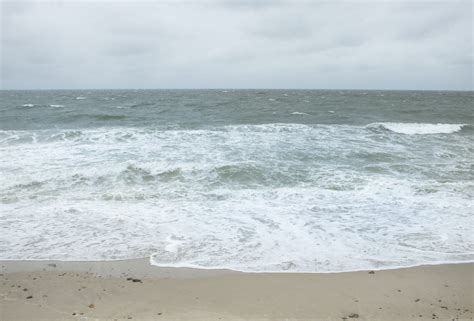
[{"xmin": 0, "ymin": 89, "xmax": 473, "ymax": 272}]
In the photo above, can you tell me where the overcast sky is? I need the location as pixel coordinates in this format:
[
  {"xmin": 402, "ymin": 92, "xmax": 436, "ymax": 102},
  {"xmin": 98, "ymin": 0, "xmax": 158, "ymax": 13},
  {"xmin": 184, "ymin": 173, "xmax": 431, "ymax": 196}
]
[{"xmin": 1, "ymin": 0, "xmax": 472, "ymax": 90}]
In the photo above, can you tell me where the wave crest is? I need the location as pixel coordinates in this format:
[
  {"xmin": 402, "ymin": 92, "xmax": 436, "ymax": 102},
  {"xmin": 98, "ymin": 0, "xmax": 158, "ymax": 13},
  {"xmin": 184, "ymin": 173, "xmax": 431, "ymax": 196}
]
[{"xmin": 366, "ymin": 122, "xmax": 468, "ymax": 135}]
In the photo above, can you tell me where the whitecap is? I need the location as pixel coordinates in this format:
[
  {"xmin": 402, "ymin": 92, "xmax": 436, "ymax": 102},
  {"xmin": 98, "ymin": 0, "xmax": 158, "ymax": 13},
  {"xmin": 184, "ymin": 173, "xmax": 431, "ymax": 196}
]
[
  {"xmin": 291, "ymin": 112, "xmax": 308, "ymax": 115},
  {"xmin": 75, "ymin": 96, "xmax": 87, "ymax": 100},
  {"xmin": 49, "ymin": 104, "xmax": 65, "ymax": 108},
  {"xmin": 367, "ymin": 122, "xmax": 467, "ymax": 135},
  {"xmin": 22, "ymin": 104, "xmax": 35, "ymax": 107}
]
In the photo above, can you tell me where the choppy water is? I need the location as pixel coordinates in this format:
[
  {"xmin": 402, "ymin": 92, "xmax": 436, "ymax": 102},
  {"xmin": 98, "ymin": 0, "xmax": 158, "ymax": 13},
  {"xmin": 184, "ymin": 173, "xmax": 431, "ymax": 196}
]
[{"xmin": 1, "ymin": 90, "xmax": 473, "ymax": 272}]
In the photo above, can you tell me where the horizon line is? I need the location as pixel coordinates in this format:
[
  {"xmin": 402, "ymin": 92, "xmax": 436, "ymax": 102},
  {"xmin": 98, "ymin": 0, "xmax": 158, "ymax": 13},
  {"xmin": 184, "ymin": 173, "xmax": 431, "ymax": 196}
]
[{"xmin": 1, "ymin": 87, "xmax": 473, "ymax": 92}]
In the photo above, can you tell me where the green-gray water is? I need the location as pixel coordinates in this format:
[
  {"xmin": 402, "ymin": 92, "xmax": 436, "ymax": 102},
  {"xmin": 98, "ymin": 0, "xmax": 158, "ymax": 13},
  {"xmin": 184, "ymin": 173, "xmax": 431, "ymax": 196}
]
[{"xmin": 1, "ymin": 90, "xmax": 473, "ymax": 272}]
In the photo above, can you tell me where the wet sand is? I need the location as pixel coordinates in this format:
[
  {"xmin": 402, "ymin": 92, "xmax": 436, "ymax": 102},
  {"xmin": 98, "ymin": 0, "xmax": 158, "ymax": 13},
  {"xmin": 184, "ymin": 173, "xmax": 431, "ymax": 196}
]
[{"xmin": 1, "ymin": 259, "xmax": 472, "ymax": 320}]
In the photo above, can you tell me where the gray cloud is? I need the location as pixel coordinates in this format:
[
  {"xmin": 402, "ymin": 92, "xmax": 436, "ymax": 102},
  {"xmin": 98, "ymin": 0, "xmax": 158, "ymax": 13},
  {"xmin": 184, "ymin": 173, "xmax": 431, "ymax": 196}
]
[{"xmin": 1, "ymin": 0, "xmax": 472, "ymax": 90}]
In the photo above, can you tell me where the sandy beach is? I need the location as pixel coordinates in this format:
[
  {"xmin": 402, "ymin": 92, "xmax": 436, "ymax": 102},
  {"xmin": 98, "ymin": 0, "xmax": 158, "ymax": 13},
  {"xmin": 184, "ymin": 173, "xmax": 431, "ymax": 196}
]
[{"xmin": 1, "ymin": 259, "xmax": 472, "ymax": 321}]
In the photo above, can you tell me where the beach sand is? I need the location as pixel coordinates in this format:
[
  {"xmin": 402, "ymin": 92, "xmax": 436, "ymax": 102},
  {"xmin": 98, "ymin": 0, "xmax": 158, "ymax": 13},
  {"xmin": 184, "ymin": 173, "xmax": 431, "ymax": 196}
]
[{"xmin": 1, "ymin": 259, "xmax": 472, "ymax": 320}]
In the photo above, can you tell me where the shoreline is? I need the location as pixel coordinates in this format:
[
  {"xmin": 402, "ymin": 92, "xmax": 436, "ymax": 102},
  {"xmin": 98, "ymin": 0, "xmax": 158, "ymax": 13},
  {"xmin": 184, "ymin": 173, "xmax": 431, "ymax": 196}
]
[
  {"xmin": 2, "ymin": 256, "xmax": 474, "ymax": 274},
  {"xmin": 1, "ymin": 259, "xmax": 473, "ymax": 320}
]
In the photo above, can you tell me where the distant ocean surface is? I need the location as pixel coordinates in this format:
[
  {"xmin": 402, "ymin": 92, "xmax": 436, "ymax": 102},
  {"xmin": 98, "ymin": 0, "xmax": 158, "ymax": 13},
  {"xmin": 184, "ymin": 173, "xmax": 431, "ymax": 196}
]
[{"xmin": 1, "ymin": 89, "xmax": 473, "ymax": 272}]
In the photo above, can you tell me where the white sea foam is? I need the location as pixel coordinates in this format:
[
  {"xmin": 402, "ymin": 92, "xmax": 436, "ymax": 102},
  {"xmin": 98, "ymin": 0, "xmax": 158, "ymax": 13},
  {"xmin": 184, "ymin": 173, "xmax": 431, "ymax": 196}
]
[
  {"xmin": 0, "ymin": 125, "xmax": 473, "ymax": 272},
  {"xmin": 22, "ymin": 104, "xmax": 35, "ymax": 107},
  {"xmin": 367, "ymin": 122, "xmax": 466, "ymax": 135},
  {"xmin": 75, "ymin": 96, "xmax": 87, "ymax": 100},
  {"xmin": 49, "ymin": 104, "xmax": 65, "ymax": 108},
  {"xmin": 291, "ymin": 112, "xmax": 308, "ymax": 115}
]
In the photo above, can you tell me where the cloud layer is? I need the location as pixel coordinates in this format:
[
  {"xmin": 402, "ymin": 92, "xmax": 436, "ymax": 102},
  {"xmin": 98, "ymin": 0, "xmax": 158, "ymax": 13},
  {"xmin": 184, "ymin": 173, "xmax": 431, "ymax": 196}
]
[{"xmin": 1, "ymin": 0, "xmax": 472, "ymax": 90}]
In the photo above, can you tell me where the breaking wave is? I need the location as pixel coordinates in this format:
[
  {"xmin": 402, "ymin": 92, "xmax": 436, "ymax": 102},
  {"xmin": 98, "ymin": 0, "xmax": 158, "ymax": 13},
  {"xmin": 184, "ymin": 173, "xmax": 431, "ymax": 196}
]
[{"xmin": 366, "ymin": 122, "xmax": 468, "ymax": 135}]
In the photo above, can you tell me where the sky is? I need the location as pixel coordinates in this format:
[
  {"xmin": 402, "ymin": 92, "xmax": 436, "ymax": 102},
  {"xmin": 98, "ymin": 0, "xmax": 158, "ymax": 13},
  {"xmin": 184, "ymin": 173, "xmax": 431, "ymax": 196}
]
[{"xmin": 1, "ymin": 0, "xmax": 472, "ymax": 90}]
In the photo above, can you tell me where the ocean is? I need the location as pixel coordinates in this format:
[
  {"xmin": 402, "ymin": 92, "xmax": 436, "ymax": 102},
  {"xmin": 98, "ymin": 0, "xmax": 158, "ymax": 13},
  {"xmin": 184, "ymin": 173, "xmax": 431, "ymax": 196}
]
[{"xmin": 0, "ymin": 89, "xmax": 473, "ymax": 272}]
